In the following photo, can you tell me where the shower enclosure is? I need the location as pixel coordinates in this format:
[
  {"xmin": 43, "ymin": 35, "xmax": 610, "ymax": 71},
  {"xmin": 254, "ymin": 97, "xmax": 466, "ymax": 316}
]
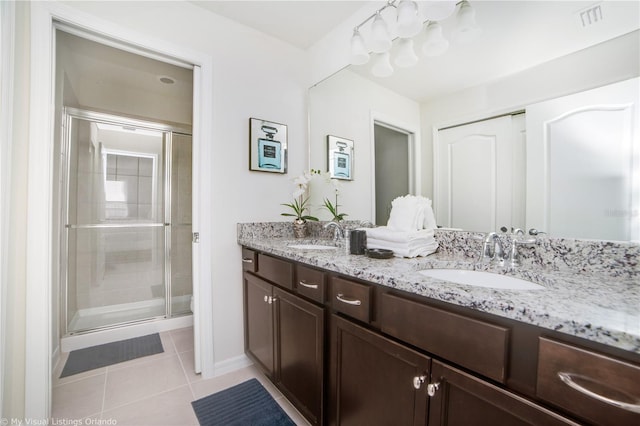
[{"xmin": 61, "ymin": 108, "xmax": 193, "ymax": 334}]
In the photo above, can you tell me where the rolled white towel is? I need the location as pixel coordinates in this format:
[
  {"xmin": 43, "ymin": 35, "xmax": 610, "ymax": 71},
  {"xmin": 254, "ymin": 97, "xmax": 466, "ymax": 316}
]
[{"xmin": 387, "ymin": 195, "xmax": 423, "ymax": 231}]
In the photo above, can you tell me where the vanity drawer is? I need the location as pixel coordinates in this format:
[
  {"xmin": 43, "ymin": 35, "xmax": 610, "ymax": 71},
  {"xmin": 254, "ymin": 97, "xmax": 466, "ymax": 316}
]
[
  {"xmin": 295, "ymin": 264, "xmax": 326, "ymax": 303},
  {"xmin": 256, "ymin": 253, "xmax": 293, "ymax": 290},
  {"xmin": 241, "ymin": 248, "xmax": 257, "ymax": 272},
  {"xmin": 537, "ymin": 337, "xmax": 640, "ymax": 426},
  {"xmin": 330, "ymin": 277, "xmax": 372, "ymax": 323},
  {"xmin": 380, "ymin": 292, "xmax": 509, "ymax": 383}
]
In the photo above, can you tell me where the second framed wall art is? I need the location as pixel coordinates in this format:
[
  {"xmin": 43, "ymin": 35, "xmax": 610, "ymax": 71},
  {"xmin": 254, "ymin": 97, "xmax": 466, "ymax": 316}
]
[{"xmin": 327, "ymin": 135, "xmax": 353, "ymax": 180}]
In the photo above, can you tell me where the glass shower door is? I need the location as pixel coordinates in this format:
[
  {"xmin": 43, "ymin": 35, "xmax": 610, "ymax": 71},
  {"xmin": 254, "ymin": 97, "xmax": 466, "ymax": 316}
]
[{"xmin": 64, "ymin": 112, "xmax": 169, "ymax": 333}]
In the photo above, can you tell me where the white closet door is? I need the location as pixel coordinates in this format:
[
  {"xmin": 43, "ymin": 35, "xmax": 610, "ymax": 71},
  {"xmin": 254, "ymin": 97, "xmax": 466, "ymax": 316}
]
[
  {"xmin": 526, "ymin": 78, "xmax": 639, "ymax": 241},
  {"xmin": 435, "ymin": 115, "xmax": 517, "ymax": 232}
]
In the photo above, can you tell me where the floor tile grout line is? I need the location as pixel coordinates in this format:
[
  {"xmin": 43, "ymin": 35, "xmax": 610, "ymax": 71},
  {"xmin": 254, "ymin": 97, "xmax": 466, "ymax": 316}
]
[
  {"xmin": 100, "ymin": 383, "xmax": 193, "ymax": 415},
  {"xmin": 100, "ymin": 369, "xmax": 108, "ymax": 418},
  {"xmin": 175, "ymin": 347, "xmax": 197, "ymax": 400}
]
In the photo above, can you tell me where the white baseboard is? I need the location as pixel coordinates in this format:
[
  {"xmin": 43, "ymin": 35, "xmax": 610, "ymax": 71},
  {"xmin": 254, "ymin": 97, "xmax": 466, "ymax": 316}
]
[{"xmin": 212, "ymin": 354, "xmax": 253, "ymax": 378}]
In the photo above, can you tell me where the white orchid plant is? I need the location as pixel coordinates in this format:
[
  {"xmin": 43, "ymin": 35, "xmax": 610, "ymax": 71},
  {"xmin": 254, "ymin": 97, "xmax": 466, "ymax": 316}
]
[
  {"xmin": 281, "ymin": 170, "xmax": 318, "ymax": 223},
  {"xmin": 321, "ymin": 172, "xmax": 348, "ymax": 222},
  {"xmin": 281, "ymin": 169, "xmax": 348, "ymax": 223}
]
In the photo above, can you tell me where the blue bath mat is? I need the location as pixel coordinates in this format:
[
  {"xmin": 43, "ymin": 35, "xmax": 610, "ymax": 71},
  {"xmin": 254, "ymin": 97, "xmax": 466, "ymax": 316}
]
[
  {"xmin": 60, "ymin": 333, "xmax": 163, "ymax": 378},
  {"xmin": 191, "ymin": 378, "xmax": 296, "ymax": 426}
]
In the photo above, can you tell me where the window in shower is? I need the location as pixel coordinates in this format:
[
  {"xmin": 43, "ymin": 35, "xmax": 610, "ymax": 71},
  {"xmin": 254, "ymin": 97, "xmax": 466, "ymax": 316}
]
[{"xmin": 62, "ymin": 108, "xmax": 192, "ymax": 333}]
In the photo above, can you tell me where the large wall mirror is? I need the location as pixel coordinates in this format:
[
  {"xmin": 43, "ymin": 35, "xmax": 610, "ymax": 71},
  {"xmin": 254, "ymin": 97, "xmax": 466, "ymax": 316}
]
[{"xmin": 308, "ymin": 1, "xmax": 639, "ymax": 241}]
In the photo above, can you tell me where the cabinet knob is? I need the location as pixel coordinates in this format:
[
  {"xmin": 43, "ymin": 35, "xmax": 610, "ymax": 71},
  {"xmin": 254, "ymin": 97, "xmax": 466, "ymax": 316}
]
[
  {"xmin": 412, "ymin": 375, "xmax": 427, "ymax": 390},
  {"xmin": 263, "ymin": 295, "xmax": 269, "ymax": 303},
  {"xmin": 267, "ymin": 296, "xmax": 277, "ymax": 305},
  {"xmin": 427, "ymin": 382, "xmax": 441, "ymax": 397}
]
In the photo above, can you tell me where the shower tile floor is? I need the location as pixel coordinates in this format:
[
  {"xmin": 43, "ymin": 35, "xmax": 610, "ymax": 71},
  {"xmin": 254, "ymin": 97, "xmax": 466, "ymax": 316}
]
[{"xmin": 52, "ymin": 327, "xmax": 311, "ymax": 425}]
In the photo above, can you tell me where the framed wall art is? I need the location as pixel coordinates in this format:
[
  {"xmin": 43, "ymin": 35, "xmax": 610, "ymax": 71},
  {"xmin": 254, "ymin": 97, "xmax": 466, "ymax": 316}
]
[
  {"xmin": 327, "ymin": 135, "xmax": 353, "ymax": 180},
  {"xmin": 249, "ymin": 118, "xmax": 287, "ymax": 173}
]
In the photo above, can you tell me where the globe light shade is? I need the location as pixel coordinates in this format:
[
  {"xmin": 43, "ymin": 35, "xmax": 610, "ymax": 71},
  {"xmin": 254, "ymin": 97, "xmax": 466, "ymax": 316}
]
[
  {"xmin": 422, "ymin": 22, "xmax": 449, "ymax": 57},
  {"xmin": 371, "ymin": 52, "xmax": 394, "ymax": 78},
  {"xmin": 422, "ymin": 0, "xmax": 457, "ymax": 21},
  {"xmin": 350, "ymin": 29, "xmax": 370, "ymax": 65},
  {"xmin": 394, "ymin": 38, "xmax": 418, "ymax": 68},
  {"xmin": 396, "ymin": 0, "xmax": 423, "ymax": 38},
  {"xmin": 370, "ymin": 12, "xmax": 392, "ymax": 53},
  {"xmin": 454, "ymin": 0, "xmax": 482, "ymax": 43}
]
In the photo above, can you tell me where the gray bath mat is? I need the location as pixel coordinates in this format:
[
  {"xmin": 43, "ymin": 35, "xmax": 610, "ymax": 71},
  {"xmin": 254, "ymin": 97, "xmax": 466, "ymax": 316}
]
[
  {"xmin": 60, "ymin": 333, "xmax": 163, "ymax": 378},
  {"xmin": 191, "ymin": 378, "xmax": 296, "ymax": 426}
]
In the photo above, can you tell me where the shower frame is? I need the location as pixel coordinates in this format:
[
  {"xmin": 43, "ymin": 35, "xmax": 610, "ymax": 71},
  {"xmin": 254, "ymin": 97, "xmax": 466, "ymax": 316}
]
[{"xmin": 60, "ymin": 107, "xmax": 192, "ymax": 335}]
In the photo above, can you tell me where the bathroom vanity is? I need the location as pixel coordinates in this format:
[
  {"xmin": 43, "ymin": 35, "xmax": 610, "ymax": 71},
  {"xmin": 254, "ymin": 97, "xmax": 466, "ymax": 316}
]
[{"xmin": 238, "ymin": 224, "xmax": 640, "ymax": 426}]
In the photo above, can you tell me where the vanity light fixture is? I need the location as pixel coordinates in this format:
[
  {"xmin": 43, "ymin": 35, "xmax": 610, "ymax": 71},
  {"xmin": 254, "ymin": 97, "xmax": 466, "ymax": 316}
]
[{"xmin": 349, "ymin": 0, "xmax": 480, "ymax": 77}]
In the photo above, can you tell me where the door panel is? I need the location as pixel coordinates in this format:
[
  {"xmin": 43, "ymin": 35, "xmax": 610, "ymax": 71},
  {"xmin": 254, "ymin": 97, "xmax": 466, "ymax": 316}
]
[
  {"xmin": 330, "ymin": 314, "xmax": 430, "ymax": 426},
  {"xmin": 275, "ymin": 288, "xmax": 324, "ymax": 425},
  {"xmin": 244, "ymin": 273, "xmax": 275, "ymax": 377},
  {"xmin": 526, "ymin": 77, "xmax": 639, "ymax": 241},
  {"xmin": 435, "ymin": 115, "xmax": 523, "ymax": 232},
  {"xmin": 428, "ymin": 360, "xmax": 578, "ymax": 426}
]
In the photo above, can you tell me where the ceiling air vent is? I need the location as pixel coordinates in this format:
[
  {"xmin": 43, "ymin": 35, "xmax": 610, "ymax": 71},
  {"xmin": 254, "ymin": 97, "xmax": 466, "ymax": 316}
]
[{"xmin": 578, "ymin": 3, "xmax": 603, "ymax": 27}]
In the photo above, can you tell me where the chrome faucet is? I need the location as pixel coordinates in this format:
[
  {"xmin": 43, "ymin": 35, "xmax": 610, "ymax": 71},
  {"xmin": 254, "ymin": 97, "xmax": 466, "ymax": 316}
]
[
  {"xmin": 480, "ymin": 232, "xmax": 506, "ymax": 265},
  {"xmin": 324, "ymin": 221, "xmax": 345, "ymax": 239},
  {"xmin": 506, "ymin": 228, "xmax": 537, "ymax": 267}
]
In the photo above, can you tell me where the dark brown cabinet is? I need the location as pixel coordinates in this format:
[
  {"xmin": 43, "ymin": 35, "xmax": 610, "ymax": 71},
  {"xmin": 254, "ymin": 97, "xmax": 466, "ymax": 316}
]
[
  {"xmin": 330, "ymin": 314, "xmax": 431, "ymax": 426},
  {"xmin": 428, "ymin": 360, "xmax": 578, "ymax": 426},
  {"xmin": 275, "ymin": 287, "xmax": 325, "ymax": 425},
  {"xmin": 244, "ymin": 271, "xmax": 274, "ymax": 376},
  {"xmin": 243, "ymin": 262, "xmax": 325, "ymax": 425},
  {"xmin": 242, "ymin": 247, "xmax": 639, "ymax": 426}
]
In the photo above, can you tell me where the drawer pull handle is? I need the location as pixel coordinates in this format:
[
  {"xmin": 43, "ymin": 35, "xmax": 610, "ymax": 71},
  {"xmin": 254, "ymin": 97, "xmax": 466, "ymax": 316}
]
[
  {"xmin": 242, "ymin": 258, "xmax": 253, "ymax": 263},
  {"xmin": 299, "ymin": 280, "xmax": 318, "ymax": 289},
  {"xmin": 558, "ymin": 372, "xmax": 640, "ymax": 414},
  {"xmin": 336, "ymin": 294, "xmax": 361, "ymax": 306}
]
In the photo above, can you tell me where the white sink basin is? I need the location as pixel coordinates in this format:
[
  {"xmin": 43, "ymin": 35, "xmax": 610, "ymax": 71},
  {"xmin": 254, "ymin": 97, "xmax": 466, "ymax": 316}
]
[
  {"xmin": 288, "ymin": 244, "xmax": 337, "ymax": 250},
  {"xmin": 419, "ymin": 269, "xmax": 544, "ymax": 290}
]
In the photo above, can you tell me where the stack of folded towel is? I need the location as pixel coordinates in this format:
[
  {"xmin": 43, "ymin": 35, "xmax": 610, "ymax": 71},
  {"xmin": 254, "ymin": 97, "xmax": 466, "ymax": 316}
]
[{"xmin": 365, "ymin": 195, "xmax": 439, "ymax": 258}]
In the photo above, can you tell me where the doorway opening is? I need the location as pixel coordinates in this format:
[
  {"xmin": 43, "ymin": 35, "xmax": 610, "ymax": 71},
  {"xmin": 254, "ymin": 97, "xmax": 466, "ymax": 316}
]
[
  {"xmin": 54, "ymin": 29, "xmax": 194, "ymax": 337},
  {"xmin": 373, "ymin": 122, "xmax": 415, "ymax": 225}
]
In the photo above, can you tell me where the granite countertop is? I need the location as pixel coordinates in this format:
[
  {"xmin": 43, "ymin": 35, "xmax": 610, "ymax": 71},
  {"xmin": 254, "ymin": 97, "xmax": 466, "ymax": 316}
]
[{"xmin": 238, "ymin": 236, "xmax": 640, "ymax": 355}]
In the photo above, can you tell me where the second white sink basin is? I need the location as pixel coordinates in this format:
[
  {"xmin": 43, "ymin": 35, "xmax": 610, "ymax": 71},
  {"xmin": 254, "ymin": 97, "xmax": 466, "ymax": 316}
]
[
  {"xmin": 419, "ymin": 269, "xmax": 544, "ymax": 290},
  {"xmin": 288, "ymin": 244, "xmax": 337, "ymax": 250}
]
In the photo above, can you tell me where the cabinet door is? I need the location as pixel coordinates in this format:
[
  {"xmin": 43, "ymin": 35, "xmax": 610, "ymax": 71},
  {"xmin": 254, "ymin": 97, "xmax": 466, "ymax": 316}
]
[
  {"xmin": 330, "ymin": 314, "xmax": 430, "ymax": 426},
  {"xmin": 244, "ymin": 272, "xmax": 275, "ymax": 377},
  {"xmin": 275, "ymin": 288, "xmax": 325, "ymax": 425},
  {"xmin": 428, "ymin": 360, "xmax": 578, "ymax": 426}
]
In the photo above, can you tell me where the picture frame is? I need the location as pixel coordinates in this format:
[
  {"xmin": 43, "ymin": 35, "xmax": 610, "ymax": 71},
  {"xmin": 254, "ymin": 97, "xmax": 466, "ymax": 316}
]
[
  {"xmin": 327, "ymin": 135, "xmax": 353, "ymax": 180},
  {"xmin": 249, "ymin": 118, "xmax": 287, "ymax": 173}
]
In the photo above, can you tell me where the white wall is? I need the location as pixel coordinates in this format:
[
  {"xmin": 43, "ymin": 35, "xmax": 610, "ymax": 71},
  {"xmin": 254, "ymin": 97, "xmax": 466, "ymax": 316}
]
[
  {"xmin": 4, "ymin": 0, "xmax": 310, "ymax": 418},
  {"xmin": 420, "ymin": 31, "xmax": 640, "ymax": 199},
  {"xmin": 308, "ymin": 70, "xmax": 420, "ymax": 222}
]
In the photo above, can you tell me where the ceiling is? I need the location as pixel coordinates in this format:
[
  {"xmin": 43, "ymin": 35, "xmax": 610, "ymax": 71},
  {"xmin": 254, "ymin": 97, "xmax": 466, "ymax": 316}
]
[
  {"xmin": 192, "ymin": 1, "xmax": 640, "ymax": 102},
  {"xmin": 58, "ymin": 1, "xmax": 640, "ymax": 109},
  {"xmin": 189, "ymin": 1, "xmax": 368, "ymax": 49}
]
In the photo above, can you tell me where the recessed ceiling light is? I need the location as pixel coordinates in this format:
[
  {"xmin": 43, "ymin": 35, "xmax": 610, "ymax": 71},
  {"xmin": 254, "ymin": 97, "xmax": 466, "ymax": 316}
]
[{"xmin": 158, "ymin": 75, "xmax": 175, "ymax": 84}]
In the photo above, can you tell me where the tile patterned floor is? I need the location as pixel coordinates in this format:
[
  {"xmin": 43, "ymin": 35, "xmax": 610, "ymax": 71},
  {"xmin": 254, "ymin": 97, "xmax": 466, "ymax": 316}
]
[{"xmin": 52, "ymin": 327, "xmax": 311, "ymax": 425}]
